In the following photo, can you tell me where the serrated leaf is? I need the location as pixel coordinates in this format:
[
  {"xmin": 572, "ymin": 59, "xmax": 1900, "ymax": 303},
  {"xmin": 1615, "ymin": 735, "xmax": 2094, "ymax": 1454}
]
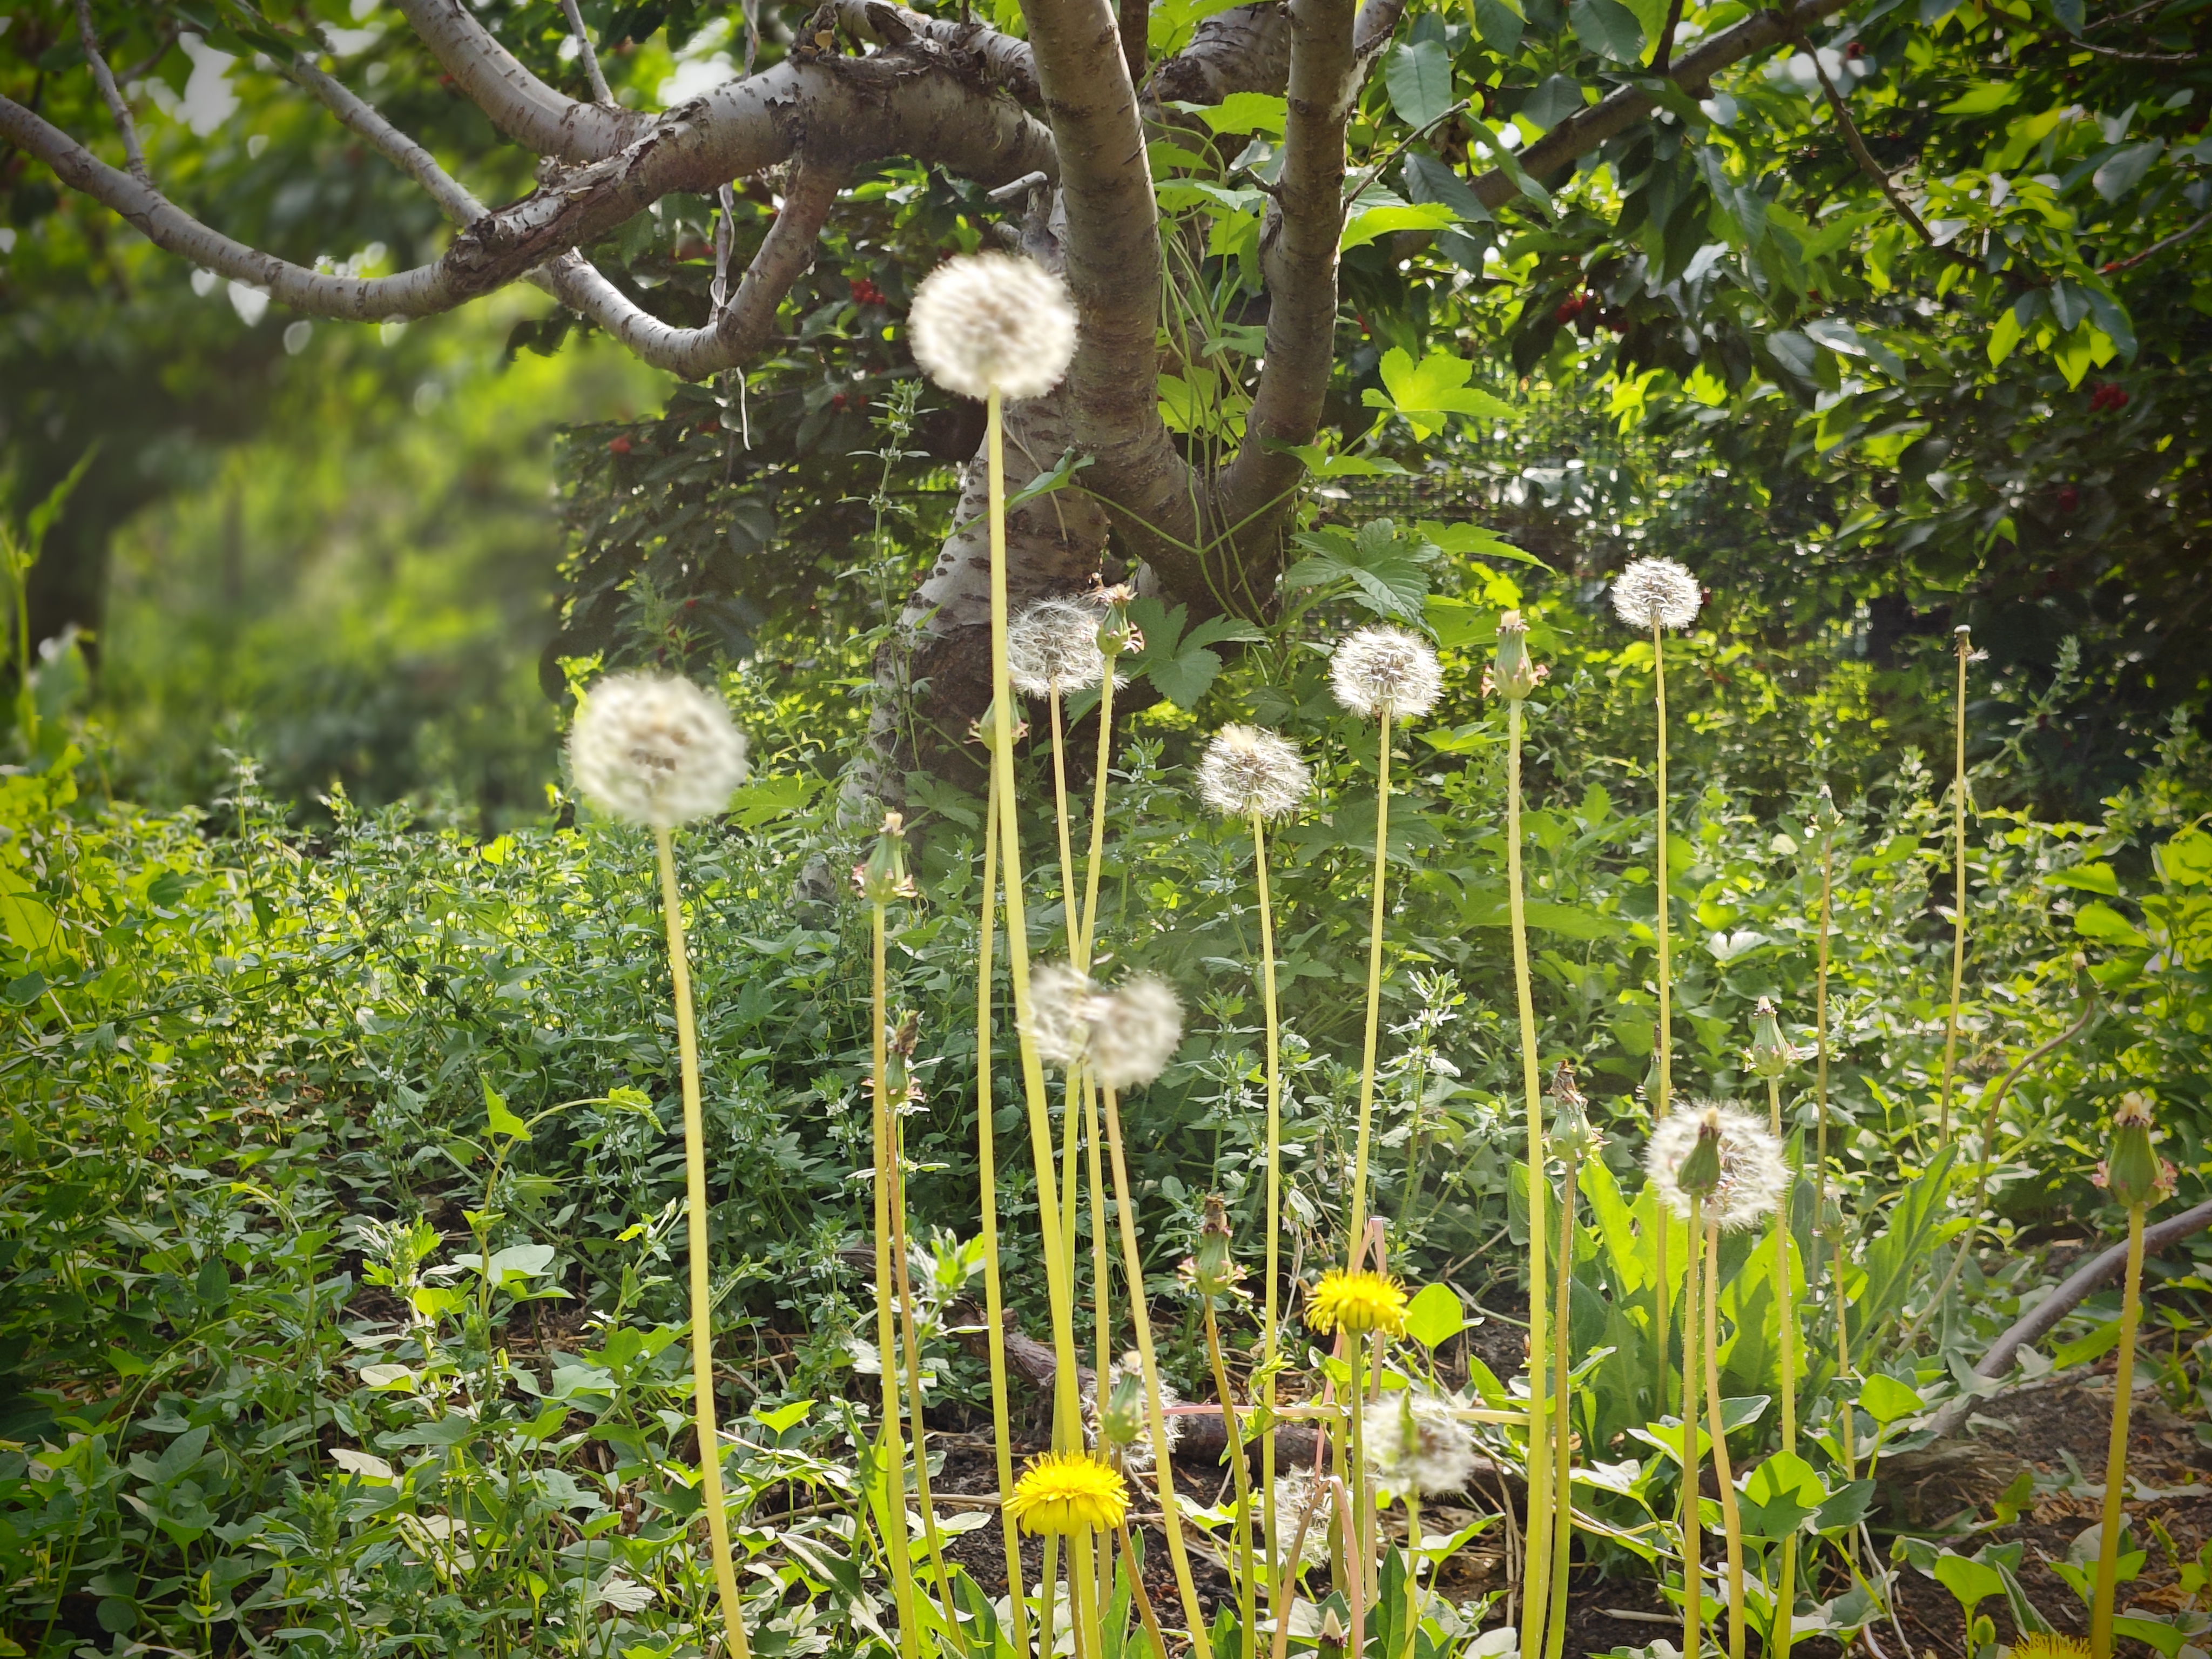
[{"xmin": 1363, "ymin": 347, "xmax": 1516, "ymax": 439}]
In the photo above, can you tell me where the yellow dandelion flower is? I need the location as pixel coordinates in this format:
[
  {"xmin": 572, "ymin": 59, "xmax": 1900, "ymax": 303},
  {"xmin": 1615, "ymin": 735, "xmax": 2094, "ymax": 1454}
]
[
  {"xmin": 1306, "ymin": 1269, "xmax": 1409, "ymax": 1338},
  {"xmin": 1004, "ymin": 1451, "xmax": 1128, "ymax": 1535},
  {"xmin": 2006, "ymin": 1638, "xmax": 2090, "ymax": 1659}
]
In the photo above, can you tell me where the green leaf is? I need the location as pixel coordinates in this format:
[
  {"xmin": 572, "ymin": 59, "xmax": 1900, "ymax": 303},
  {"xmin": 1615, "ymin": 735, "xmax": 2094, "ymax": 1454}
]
[
  {"xmin": 1472, "ymin": 0, "xmax": 1526, "ymax": 54},
  {"xmin": 2094, "ymin": 139, "xmax": 2164, "ymax": 202},
  {"xmin": 1286, "ymin": 521, "xmax": 1434, "ymax": 620},
  {"xmin": 1188, "ymin": 92, "xmax": 1289, "ymax": 135},
  {"xmin": 724, "ymin": 773, "xmax": 822, "ymax": 831},
  {"xmin": 1271, "ymin": 440, "xmax": 1411, "ymax": 478},
  {"xmin": 1122, "ymin": 598, "xmax": 1263, "ymax": 710},
  {"xmin": 484, "ymin": 1078, "xmax": 531, "ymax": 1143},
  {"xmin": 1932, "ymin": 1553, "xmax": 2008, "ymax": 1616},
  {"xmin": 1569, "ymin": 0, "xmax": 1645, "ymax": 61},
  {"xmin": 2051, "ymin": 1313, "xmax": 2123, "ymax": 1368},
  {"xmin": 1385, "ymin": 39, "xmax": 1458, "ymax": 131},
  {"xmin": 1005, "ymin": 448, "xmax": 1095, "ymax": 511},
  {"xmin": 1424, "ymin": 597, "xmax": 1496, "ymax": 650},
  {"xmin": 2045, "ymin": 862, "xmax": 2119, "ymax": 895},
  {"xmin": 1404, "ymin": 152, "xmax": 1492, "ymax": 223},
  {"xmin": 1362, "ymin": 347, "xmax": 1515, "ymax": 440},
  {"xmin": 1414, "ymin": 520, "xmax": 1547, "ymax": 567},
  {"xmin": 2075, "ymin": 900, "xmax": 2149, "ymax": 948},
  {"xmin": 2157, "ymin": 829, "xmax": 2212, "ymax": 886},
  {"xmin": 1405, "ymin": 1282, "xmax": 1466, "ymax": 1348},
  {"xmin": 1937, "ymin": 81, "xmax": 2020, "ymax": 115},
  {"xmin": 1343, "ymin": 201, "xmax": 1461, "ymax": 252},
  {"xmin": 1739, "ymin": 1450, "xmax": 1827, "ymax": 1539},
  {"xmin": 1858, "ymin": 1373, "xmax": 1923, "ymax": 1425}
]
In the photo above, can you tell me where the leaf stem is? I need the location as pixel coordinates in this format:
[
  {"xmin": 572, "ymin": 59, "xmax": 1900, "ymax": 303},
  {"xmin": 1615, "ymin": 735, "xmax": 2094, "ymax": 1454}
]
[{"xmin": 2091, "ymin": 1204, "xmax": 2146, "ymax": 1659}]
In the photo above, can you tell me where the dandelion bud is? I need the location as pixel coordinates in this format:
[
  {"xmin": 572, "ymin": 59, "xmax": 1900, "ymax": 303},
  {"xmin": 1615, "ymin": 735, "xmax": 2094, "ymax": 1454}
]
[
  {"xmin": 1748, "ymin": 996, "xmax": 1797, "ymax": 1080},
  {"xmin": 1091, "ymin": 584, "xmax": 1143, "ymax": 657},
  {"xmin": 1491, "ymin": 610, "xmax": 1547, "ymax": 702},
  {"xmin": 970, "ymin": 699, "xmax": 1030, "ymax": 755},
  {"xmin": 2097, "ymin": 1092, "xmax": 2174, "ymax": 1210},
  {"xmin": 569, "ymin": 672, "xmax": 749, "ymax": 829},
  {"xmin": 1813, "ymin": 781, "xmax": 1844, "ymax": 833},
  {"xmin": 1009, "ymin": 598, "xmax": 1109, "ymax": 696},
  {"xmin": 1643, "ymin": 1101, "xmax": 1786, "ymax": 1229},
  {"xmin": 1548, "ymin": 1061, "xmax": 1604, "ymax": 1162},
  {"xmin": 908, "ymin": 253, "xmax": 1078, "ymax": 402},
  {"xmin": 1183, "ymin": 1194, "xmax": 1247, "ymax": 1304},
  {"xmin": 1100, "ymin": 1367, "xmax": 1148, "ymax": 1449},
  {"xmin": 1196, "ymin": 724, "xmax": 1312, "ymax": 821},
  {"xmin": 1331, "ymin": 625, "xmax": 1443, "ymax": 720},
  {"xmin": 854, "ymin": 811, "xmax": 915, "ymax": 906},
  {"xmin": 1953, "ymin": 623, "xmax": 1974, "ymax": 659},
  {"xmin": 1610, "ymin": 557, "xmax": 1703, "ymax": 632}
]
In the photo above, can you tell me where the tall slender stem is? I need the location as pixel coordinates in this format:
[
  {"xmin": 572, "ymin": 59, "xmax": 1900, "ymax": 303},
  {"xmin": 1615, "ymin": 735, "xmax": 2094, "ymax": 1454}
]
[
  {"xmin": 1102, "ymin": 1085, "xmax": 1217, "ymax": 1658},
  {"xmin": 1346, "ymin": 708, "xmax": 1394, "ymax": 1261},
  {"xmin": 1545, "ymin": 1153, "xmax": 1578, "ymax": 1659},
  {"xmin": 1653, "ymin": 618, "xmax": 1676, "ymax": 1429},
  {"xmin": 1768, "ymin": 1074, "xmax": 1797, "ymax": 1659},
  {"xmin": 1349, "ymin": 1337, "xmax": 1372, "ymax": 1644},
  {"xmin": 656, "ymin": 826, "xmax": 753, "ymax": 1659},
  {"xmin": 1203, "ymin": 1301, "xmax": 1258, "ymax": 1659},
  {"xmin": 984, "ymin": 388, "xmax": 1082, "ymax": 1451},
  {"xmin": 871, "ymin": 901, "xmax": 923, "ymax": 1659},
  {"xmin": 1680, "ymin": 1198, "xmax": 1703, "ymax": 1659},
  {"xmin": 1077, "ymin": 656, "xmax": 1119, "ymax": 966},
  {"xmin": 1816, "ymin": 826, "xmax": 1851, "ymax": 1478},
  {"xmin": 1508, "ymin": 697, "xmax": 1554, "ymax": 1659},
  {"xmin": 1704, "ymin": 1226, "xmax": 1745, "ymax": 1659},
  {"xmin": 2091, "ymin": 1205, "xmax": 2147, "ymax": 1659},
  {"xmin": 1050, "ymin": 687, "xmax": 1080, "ymax": 956},
  {"xmin": 1252, "ymin": 809, "xmax": 1285, "ymax": 1639},
  {"xmin": 890, "ymin": 1071, "xmax": 960, "ymax": 1626},
  {"xmin": 974, "ymin": 769, "xmax": 1030, "ymax": 1655},
  {"xmin": 1403, "ymin": 1487, "xmax": 1425, "ymax": 1659},
  {"xmin": 1940, "ymin": 632, "xmax": 1970, "ymax": 1145}
]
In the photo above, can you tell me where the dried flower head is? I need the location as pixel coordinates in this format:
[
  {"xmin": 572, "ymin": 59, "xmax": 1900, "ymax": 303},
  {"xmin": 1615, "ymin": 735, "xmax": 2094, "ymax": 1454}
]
[
  {"xmin": 1083, "ymin": 1353, "xmax": 1182, "ymax": 1475},
  {"xmin": 1009, "ymin": 598, "xmax": 1109, "ymax": 696},
  {"xmin": 1006, "ymin": 1451, "xmax": 1128, "ymax": 1535},
  {"xmin": 908, "ymin": 253, "xmax": 1077, "ymax": 401},
  {"xmin": 1196, "ymin": 724, "xmax": 1312, "ymax": 821},
  {"xmin": 1331, "ymin": 625, "xmax": 1443, "ymax": 720},
  {"xmin": 1610, "ymin": 557, "xmax": 1703, "ymax": 632},
  {"xmin": 1306, "ymin": 1269, "xmax": 1408, "ymax": 1338},
  {"xmin": 1022, "ymin": 964, "xmax": 1182, "ymax": 1090},
  {"xmin": 569, "ymin": 673, "xmax": 749, "ymax": 828},
  {"xmin": 1269, "ymin": 1470, "xmax": 1336, "ymax": 1570},
  {"xmin": 1364, "ymin": 1390, "xmax": 1478, "ymax": 1499},
  {"xmin": 1642, "ymin": 1101, "xmax": 1786, "ymax": 1230}
]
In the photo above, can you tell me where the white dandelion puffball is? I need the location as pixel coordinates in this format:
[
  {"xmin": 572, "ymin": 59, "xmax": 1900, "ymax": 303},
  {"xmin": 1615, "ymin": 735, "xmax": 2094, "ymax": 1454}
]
[
  {"xmin": 1331, "ymin": 626, "xmax": 1443, "ymax": 720},
  {"xmin": 1195, "ymin": 724, "xmax": 1312, "ymax": 821},
  {"xmin": 1021, "ymin": 965, "xmax": 1182, "ymax": 1089},
  {"xmin": 569, "ymin": 673, "xmax": 749, "ymax": 828},
  {"xmin": 1642, "ymin": 1101, "xmax": 1786, "ymax": 1230},
  {"xmin": 1024, "ymin": 962, "xmax": 1102, "ymax": 1073},
  {"xmin": 1610, "ymin": 557, "xmax": 1703, "ymax": 632},
  {"xmin": 1082, "ymin": 1353, "xmax": 1182, "ymax": 1476},
  {"xmin": 1088, "ymin": 975, "xmax": 1183, "ymax": 1091},
  {"xmin": 1009, "ymin": 598, "xmax": 1108, "ymax": 696},
  {"xmin": 1269, "ymin": 1470, "xmax": 1336, "ymax": 1570},
  {"xmin": 908, "ymin": 253, "xmax": 1077, "ymax": 401},
  {"xmin": 1364, "ymin": 1391, "xmax": 1478, "ymax": 1500}
]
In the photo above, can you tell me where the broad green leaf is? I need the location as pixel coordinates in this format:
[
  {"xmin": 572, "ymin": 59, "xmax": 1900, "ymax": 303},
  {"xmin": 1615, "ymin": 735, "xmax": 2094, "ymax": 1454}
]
[
  {"xmin": 1005, "ymin": 448, "xmax": 1096, "ymax": 511},
  {"xmin": 1404, "ymin": 152, "xmax": 1492, "ymax": 222},
  {"xmin": 1858, "ymin": 1372, "xmax": 1923, "ymax": 1425},
  {"xmin": 1740, "ymin": 1450, "xmax": 1826, "ymax": 1538},
  {"xmin": 1416, "ymin": 520, "xmax": 1547, "ymax": 566},
  {"xmin": 1191, "ymin": 92, "xmax": 1288, "ymax": 135},
  {"xmin": 724, "ymin": 773, "xmax": 822, "ymax": 831},
  {"xmin": 1362, "ymin": 347, "xmax": 1515, "ymax": 439},
  {"xmin": 1404, "ymin": 1282, "xmax": 1466, "ymax": 1348},
  {"xmin": 1272, "ymin": 440, "xmax": 1411, "ymax": 477},
  {"xmin": 2075, "ymin": 900, "xmax": 2149, "ymax": 948},
  {"xmin": 485, "ymin": 1078, "xmax": 531, "ymax": 1143},
  {"xmin": 1385, "ymin": 39, "xmax": 1457, "ymax": 131},
  {"xmin": 1932, "ymin": 1553, "xmax": 2007, "ymax": 1615},
  {"xmin": 1343, "ymin": 201, "xmax": 1460, "ymax": 251},
  {"xmin": 2094, "ymin": 139, "xmax": 2164, "ymax": 201},
  {"xmin": 1471, "ymin": 0, "xmax": 1525, "ymax": 54},
  {"xmin": 1937, "ymin": 81, "xmax": 2020, "ymax": 114},
  {"xmin": 1569, "ymin": 0, "xmax": 1644, "ymax": 61},
  {"xmin": 2045, "ymin": 861, "xmax": 2119, "ymax": 895},
  {"xmin": 2157, "ymin": 829, "xmax": 2212, "ymax": 886}
]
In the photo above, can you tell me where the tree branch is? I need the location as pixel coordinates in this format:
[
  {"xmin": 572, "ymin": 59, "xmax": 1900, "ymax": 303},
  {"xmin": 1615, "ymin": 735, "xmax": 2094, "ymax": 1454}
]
[
  {"xmin": 1021, "ymin": 0, "xmax": 1193, "ymax": 560},
  {"xmin": 542, "ymin": 157, "xmax": 849, "ymax": 377},
  {"xmin": 392, "ymin": 0, "xmax": 653, "ymax": 161},
  {"xmin": 1467, "ymin": 0, "xmax": 1857, "ymax": 207},
  {"xmin": 1780, "ymin": 12, "xmax": 1931, "ymax": 241},
  {"xmin": 281, "ymin": 55, "xmax": 490, "ymax": 226},
  {"xmin": 74, "ymin": 0, "xmax": 149, "ymax": 184},
  {"xmin": 1143, "ymin": 4, "xmax": 1295, "ymax": 106},
  {"xmin": 558, "ymin": 0, "xmax": 616, "ymax": 106},
  {"xmin": 830, "ymin": 0, "xmax": 1044, "ymax": 105}
]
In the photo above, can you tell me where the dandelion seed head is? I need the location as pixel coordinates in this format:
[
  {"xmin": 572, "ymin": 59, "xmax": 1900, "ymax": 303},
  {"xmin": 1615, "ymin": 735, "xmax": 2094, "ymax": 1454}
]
[
  {"xmin": 1005, "ymin": 1451, "xmax": 1128, "ymax": 1535},
  {"xmin": 1610, "ymin": 557, "xmax": 1703, "ymax": 631},
  {"xmin": 1009, "ymin": 598, "xmax": 1109, "ymax": 696},
  {"xmin": 1023, "ymin": 963, "xmax": 1100, "ymax": 1072},
  {"xmin": 1331, "ymin": 626, "xmax": 1443, "ymax": 720},
  {"xmin": 1642, "ymin": 1101, "xmax": 1786, "ymax": 1229},
  {"xmin": 1269, "ymin": 1471, "xmax": 1336, "ymax": 1570},
  {"xmin": 1196, "ymin": 724, "xmax": 1312, "ymax": 821},
  {"xmin": 1089, "ymin": 974, "xmax": 1182, "ymax": 1091},
  {"xmin": 568, "ymin": 673, "xmax": 748, "ymax": 828},
  {"xmin": 908, "ymin": 253, "xmax": 1078, "ymax": 402},
  {"xmin": 1364, "ymin": 1391, "xmax": 1478, "ymax": 1499}
]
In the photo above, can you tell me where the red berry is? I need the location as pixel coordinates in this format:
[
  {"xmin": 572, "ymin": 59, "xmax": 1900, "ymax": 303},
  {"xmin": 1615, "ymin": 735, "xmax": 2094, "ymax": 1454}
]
[
  {"xmin": 1845, "ymin": 40, "xmax": 1864, "ymax": 56},
  {"xmin": 2057, "ymin": 485, "xmax": 2080, "ymax": 514},
  {"xmin": 608, "ymin": 436, "xmax": 632, "ymax": 455},
  {"xmin": 831, "ymin": 393, "xmax": 848, "ymax": 411}
]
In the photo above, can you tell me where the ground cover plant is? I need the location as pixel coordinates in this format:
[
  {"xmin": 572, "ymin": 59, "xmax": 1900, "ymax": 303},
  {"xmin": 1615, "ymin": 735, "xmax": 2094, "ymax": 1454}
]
[{"xmin": 5, "ymin": 393, "xmax": 2211, "ymax": 1656}]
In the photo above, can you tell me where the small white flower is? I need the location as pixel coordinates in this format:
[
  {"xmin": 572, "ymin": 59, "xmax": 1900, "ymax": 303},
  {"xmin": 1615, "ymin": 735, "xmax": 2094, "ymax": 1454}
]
[
  {"xmin": 1609, "ymin": 557, "xmax": 1703, "ymax": 632},
  {"xmin": 568, "ymin": 673, "xmax": 749, "ymax": 828},
  {"xmin": 908, "ymin": 253, "xmax": 1078, "ymax": 401},
  {"xmin": 1364, "ymin": 1390, "xmax": 1478, "ymax": 1499},
  {"xmin": 1009, "ymin": 598, "xmax": 1108, "ymax": 696},
  {"xmin": 1641, "ymin": 1101, "xmax": 1786, "ymax": 1230},
  {"xmin": 1022, "ymin": 965, "xmax": 1183, "ymax": 1090},
  {"xmin": 1195, "ymin": 724, "xmax": 1312, "ymax": 821},
  {"xmin": 1331, "ymin": 626, "xmax": 1442, "ymax": 720}
]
